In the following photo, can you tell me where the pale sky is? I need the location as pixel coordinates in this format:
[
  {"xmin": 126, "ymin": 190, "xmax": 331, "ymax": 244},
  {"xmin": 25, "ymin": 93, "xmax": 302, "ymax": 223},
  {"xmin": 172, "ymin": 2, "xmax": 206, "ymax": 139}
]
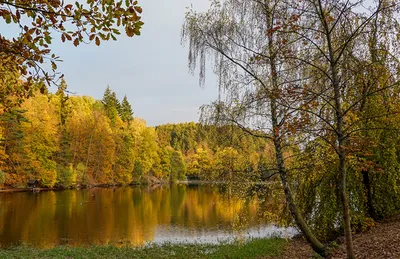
[
  {"xmin": 49, "ymin": 0, "xmax": 379, "ymax": 126},
  {"xmin": 13, "ymin": 1, "xmax": 218, "ymax": 126}
]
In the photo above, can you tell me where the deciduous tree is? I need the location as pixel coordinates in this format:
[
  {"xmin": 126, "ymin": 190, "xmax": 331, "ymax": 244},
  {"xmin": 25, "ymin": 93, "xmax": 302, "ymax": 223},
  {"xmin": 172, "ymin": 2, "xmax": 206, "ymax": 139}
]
[{"xmin": 182, "ymin": 0, "xmax": 326, "ymax": 254}]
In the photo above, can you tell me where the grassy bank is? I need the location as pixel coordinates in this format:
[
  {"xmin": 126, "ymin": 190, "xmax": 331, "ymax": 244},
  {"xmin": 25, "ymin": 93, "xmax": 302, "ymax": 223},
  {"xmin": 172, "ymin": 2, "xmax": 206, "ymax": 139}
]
[{"xmin": 0, "ymin": 238, "xmax": 286, "ymax": 259}]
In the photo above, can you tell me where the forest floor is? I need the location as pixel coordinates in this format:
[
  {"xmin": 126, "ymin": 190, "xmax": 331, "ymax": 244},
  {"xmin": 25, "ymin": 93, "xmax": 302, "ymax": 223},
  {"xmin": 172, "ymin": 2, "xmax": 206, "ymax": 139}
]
[{"xmin": 270, "ymin": 214, "xmax": 400, "ymax": 259}]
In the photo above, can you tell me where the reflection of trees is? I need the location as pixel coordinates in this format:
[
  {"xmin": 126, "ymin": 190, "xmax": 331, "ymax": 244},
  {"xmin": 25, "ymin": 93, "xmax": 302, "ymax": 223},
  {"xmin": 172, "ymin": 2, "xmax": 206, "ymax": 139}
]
[
  {"xmin": 0, "ymin": 185, "xmax": 286, "ymax": 247},
  {"xmin": 0, "ymin": 192, "xmax": 58, "ymax": 248}
]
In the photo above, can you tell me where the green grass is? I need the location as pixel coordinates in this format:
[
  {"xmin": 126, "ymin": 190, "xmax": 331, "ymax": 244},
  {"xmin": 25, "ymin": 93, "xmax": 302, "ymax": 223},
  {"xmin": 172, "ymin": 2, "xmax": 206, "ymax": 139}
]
[{"xmin": 0, "ymin": 238, "xmax": 287, "ymax": 259}]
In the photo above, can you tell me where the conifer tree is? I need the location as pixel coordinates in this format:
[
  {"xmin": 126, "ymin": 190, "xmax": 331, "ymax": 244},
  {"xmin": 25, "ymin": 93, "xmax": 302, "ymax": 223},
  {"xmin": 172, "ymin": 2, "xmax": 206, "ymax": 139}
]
[
  {"xmin": 120, "ymin": 95, "xmax": 134, "ymax": 123},
  {"xmin": 56, "ymin": 79, "xmax": 70, "ymax": 126},
  {"xmin": 54, "ymin": 79, "xmax": 72, "ymax": 167},
  {"xmin": 102, "ymin": 86, "xmax": 120, "ymax": 125}
]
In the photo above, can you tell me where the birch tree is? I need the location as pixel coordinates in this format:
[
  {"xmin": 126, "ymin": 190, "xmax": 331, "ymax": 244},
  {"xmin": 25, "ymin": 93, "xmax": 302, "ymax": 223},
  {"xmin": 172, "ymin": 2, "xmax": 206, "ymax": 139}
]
[{"xmin": 182, "ymin": 0, "xmax": 326, "ymax": 255}]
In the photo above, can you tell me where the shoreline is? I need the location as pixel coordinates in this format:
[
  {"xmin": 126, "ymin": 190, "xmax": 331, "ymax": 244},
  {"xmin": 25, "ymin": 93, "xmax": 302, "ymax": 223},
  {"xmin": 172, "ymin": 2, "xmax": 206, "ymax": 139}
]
[
  {"xmin": 0, "ymin": 183, "xmax": 147, "ymax": 193},
  {"xmin": 0, "ymin": 180, "xmax": 274, "ymax": 193},
  {"xmin": 0, "ymin": 181, "xmax": 208, "ymax": 193}
]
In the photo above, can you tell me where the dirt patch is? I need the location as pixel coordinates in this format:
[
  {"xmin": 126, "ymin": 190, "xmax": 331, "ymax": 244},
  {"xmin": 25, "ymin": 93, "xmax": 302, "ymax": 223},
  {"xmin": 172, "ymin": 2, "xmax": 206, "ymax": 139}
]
[
  {"xmin": 329, "ymin": 215, "xmax": 400, "ymax": 259},
  {"xmin": 263, "ymin": 214, "xmax": 400, "ymax": 259},
  {"xmin": 280, "ymin": 238, "xmax": 316, "ymax": 258},
  {"xmin": 262, "ymin": 238, "xmax": 316, "ymax": 259}
]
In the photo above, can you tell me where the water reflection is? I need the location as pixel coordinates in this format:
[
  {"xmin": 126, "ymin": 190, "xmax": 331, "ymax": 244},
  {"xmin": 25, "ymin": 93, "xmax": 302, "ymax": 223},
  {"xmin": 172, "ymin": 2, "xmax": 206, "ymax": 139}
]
[{"xmin": 0, "ymin": 184, "xmax": 295, "ymax": 248}]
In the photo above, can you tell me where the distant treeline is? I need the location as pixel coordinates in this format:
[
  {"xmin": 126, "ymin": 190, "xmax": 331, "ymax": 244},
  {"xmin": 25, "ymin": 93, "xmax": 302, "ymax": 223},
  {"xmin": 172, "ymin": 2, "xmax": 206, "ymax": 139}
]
[{"xmin": 0, "ymin": 84, "xmax": 274, "ymax": 188}]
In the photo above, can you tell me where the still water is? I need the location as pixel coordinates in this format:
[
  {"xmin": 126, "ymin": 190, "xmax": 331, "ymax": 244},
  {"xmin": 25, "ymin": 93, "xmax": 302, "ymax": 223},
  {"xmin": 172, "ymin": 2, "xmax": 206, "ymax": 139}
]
[{"xmin": 0, "ymin": 184, "xmax": 295, "ymax": 248}]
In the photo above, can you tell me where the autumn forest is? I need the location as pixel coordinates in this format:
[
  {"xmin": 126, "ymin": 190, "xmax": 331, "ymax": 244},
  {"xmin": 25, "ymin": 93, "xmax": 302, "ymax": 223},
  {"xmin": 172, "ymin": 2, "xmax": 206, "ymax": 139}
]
[
  {"xmin": 0, "ymin": 82, "xmax": 274, "ymax": 188},
  {"xmin": 1, "ymin": 0, "xmax": 400, "ymax": 258}
]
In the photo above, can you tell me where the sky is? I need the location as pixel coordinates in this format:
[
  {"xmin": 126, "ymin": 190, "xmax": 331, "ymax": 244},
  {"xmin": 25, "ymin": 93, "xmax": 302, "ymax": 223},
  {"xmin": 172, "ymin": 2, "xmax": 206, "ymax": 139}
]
[
  {"xmin": 34, "ymin": 1, "xmax": 219, "ymax": 126},
  {"xmin": 42, "ymin": 0, "xmax": 380, "ymax": 127}
]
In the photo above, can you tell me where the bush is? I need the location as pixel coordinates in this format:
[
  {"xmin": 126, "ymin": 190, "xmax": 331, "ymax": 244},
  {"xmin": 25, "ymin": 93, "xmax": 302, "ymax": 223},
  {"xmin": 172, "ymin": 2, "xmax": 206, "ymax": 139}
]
[
  {"xmin": 39, "ymin": 169, "xmax": 57, "ymax": 188},
  {"xmin": 75, "ymin": 163, "xmax": 88, "ymax": 186},
  {"xmin": 56, "ymin": 165, "xmax": 77, "ymax": 188}
]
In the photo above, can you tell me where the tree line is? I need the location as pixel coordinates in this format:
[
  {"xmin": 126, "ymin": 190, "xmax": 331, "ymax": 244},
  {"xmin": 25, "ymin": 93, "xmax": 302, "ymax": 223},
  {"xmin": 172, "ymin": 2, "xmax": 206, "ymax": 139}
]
[{"xmin": 0, "ymin": 83, "xmax": 275, "ymax": 188}]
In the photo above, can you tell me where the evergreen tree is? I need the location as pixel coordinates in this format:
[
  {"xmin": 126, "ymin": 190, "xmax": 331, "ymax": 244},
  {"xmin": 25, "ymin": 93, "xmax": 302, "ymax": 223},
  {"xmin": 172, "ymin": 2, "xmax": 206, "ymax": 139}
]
[
  {"xmin": 55, "ymin": 79, "xmax": 70, "ymax": 126},
  {"xmin": 54, "ymin": 79, "xmax": 72, "ymax": 167},
  {"xmin": 111, "ymin": 92, "xmax": 121, "ymax": 114},
  {"xmin": 101, "ymin": 86, "xmax": 113, "ymax": 105},
  {"xmin": 102, "ymin": 86, "xmax": 120, "ymax": 125},
  {"xmin": 0, "ymin": 108, "xmax": 29, "ymax": 175},
  {"xmin": 119, "ymin": 95, "xmax": 134, "ymax": 122}
]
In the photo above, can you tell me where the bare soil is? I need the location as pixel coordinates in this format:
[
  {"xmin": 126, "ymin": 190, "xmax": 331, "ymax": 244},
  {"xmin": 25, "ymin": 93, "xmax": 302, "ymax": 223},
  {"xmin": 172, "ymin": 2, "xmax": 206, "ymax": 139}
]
[
  {"xmin": 329, "ymin": 215, "xmax": 400, "ymax": 259},
  {"xmin": 266, "ymin": 214, "xmax": 400, "ymax": 259}
]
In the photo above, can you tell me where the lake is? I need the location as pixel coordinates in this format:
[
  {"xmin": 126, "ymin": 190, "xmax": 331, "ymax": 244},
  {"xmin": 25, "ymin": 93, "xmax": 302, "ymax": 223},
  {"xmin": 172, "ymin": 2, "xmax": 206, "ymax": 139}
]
[{"xmin": 0, "ymin": 184, "xmax": 295, "ymax": 248}]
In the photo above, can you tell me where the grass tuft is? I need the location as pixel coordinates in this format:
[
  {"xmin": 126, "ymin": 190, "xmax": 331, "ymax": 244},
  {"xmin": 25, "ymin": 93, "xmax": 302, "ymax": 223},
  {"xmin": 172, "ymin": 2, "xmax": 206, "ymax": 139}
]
[{"xmin": 0, "ymin": 238, "xmax": 286, "ymax": 258}]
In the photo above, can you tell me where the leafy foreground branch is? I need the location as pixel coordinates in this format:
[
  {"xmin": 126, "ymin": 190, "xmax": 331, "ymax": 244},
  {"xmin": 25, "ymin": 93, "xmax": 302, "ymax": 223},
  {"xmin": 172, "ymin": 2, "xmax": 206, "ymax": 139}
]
[{"xmin": 0, "ymin": 238, "xmax": 286, "ymax": 259}]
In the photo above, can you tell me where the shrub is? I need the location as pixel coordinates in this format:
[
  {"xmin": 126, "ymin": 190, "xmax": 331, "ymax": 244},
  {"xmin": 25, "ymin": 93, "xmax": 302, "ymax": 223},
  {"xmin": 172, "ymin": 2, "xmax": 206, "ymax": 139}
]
[
  {"xmin": 56, "ymin": 165, "xmax": 77, "ymax": 188},
  {"xmin": 39, "ymin": 169, "xmax": 57, "ymax": 188},
  {"xmin": 75, "ymin": 163, "xmax": 88, "ymax": 186}
]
